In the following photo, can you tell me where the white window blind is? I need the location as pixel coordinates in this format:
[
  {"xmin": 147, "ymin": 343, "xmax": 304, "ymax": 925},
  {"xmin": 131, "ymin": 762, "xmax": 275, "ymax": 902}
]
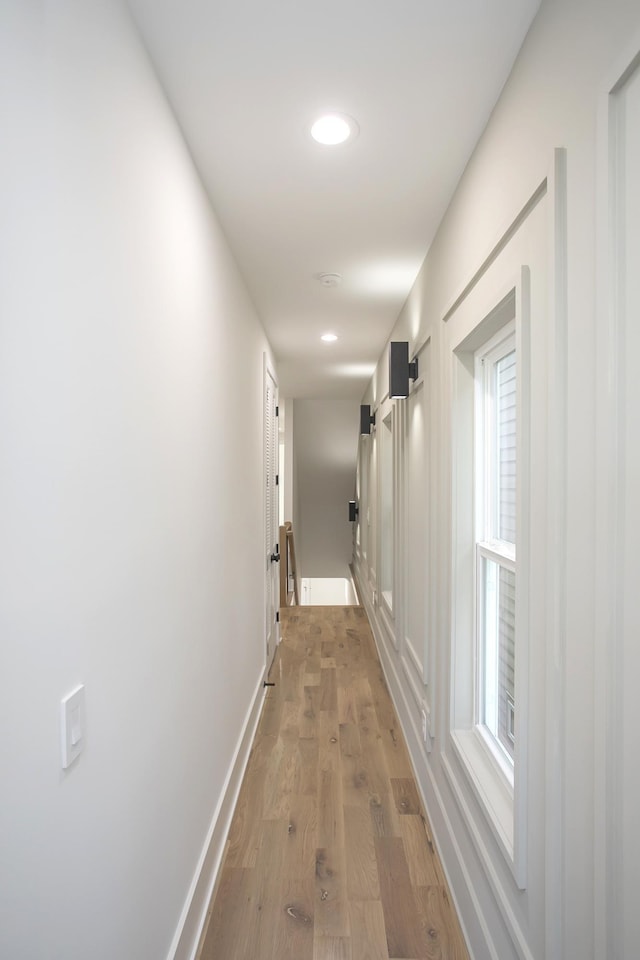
[
  {"xmin": 476, "ymin": 332, "xmax": 516, "ymax": 763},
  {"xmin": 496, "ymin": 350, "xmax": 516, "ymax": 757},
  {"xmin": 498, "ymin": 350, "xmax": 516, "ymax": 545}
]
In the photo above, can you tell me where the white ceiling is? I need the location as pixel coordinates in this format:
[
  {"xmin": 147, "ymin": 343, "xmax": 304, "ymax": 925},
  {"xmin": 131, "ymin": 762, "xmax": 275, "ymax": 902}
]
[{"xmin": 128, "ymin": 0, "xmax": 540, "ymax": 400}]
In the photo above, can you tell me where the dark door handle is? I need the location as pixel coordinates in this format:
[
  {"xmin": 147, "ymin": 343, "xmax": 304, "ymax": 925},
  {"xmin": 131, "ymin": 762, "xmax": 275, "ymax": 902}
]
[{"xmin": 270, "ymin": 548, "xmax": 280, "ymax": 563}]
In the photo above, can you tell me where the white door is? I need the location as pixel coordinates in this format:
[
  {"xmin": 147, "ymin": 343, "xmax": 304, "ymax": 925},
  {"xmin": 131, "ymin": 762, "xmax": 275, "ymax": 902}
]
[{"xmin": 264, "ymin": 360, "xmax": 279, "ymax": 671}]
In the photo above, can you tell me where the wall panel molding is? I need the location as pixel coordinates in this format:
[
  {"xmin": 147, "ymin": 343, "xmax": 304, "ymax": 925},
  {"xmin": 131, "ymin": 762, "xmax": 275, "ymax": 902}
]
[{"xmin": 595, "ymin": 45, "xmax": 640, "ymax": 960}]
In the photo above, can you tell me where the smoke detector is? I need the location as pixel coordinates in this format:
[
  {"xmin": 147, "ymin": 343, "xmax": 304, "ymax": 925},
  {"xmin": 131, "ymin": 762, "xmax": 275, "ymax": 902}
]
[{"xmin": 316, "ymin": 273, "xmax": 343, "ymax": 287}]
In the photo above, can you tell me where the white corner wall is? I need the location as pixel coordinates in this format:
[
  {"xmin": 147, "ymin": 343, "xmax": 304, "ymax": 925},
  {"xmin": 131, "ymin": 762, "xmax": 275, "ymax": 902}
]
[
  {"xmin": 0, "ymin": 3, "xmax": 274, "ymax": 959},
  {"xmin": 353, "ymin": 1, "xmax": 640, "ymax": 958}
]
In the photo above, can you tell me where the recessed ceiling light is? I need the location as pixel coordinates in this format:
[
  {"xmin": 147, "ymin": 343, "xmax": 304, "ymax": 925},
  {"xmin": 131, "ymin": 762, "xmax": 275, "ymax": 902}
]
[
  {"xmin": 321, "ymin": 333, "xmax": 338, "ymax": 342},
  {"xmin": 311, "ymin": 114, "xmax": 358, "ymax": 146}
]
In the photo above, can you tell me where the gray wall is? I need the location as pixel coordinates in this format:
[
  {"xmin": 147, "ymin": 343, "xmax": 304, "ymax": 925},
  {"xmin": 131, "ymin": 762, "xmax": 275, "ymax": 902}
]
[{"xmin": 293, "ymin": 398, "xmax": 358, "ymax": 578}]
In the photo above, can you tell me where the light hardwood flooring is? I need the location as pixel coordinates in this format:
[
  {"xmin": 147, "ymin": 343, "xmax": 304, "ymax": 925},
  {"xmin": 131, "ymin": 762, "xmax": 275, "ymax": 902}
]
[{"xmin": 198, "ymin": 605, "xmax": 469, "ymax": 960}]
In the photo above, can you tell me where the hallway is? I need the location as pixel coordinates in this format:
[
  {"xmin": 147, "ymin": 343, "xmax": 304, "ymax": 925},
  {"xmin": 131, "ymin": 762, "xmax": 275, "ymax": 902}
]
[{"xmin": 198, "ymin": 606, "xmax": 468, "ymax": 960}]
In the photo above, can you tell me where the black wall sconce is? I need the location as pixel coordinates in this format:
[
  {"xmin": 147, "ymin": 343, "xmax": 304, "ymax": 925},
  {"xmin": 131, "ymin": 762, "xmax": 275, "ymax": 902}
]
[
  {"xmin": 360, "ymin": 404, "xmax": 375, "ymax": 435},
  {"xmin": 389, "ymin": 341, "xmax": 418, "ymax": 399},
  {"xmin": 348, "ymin": 500, "xmax": 359, "ymax": 522}
]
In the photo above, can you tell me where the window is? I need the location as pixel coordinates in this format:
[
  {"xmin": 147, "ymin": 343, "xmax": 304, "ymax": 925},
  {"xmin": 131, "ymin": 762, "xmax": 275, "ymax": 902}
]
[
  {"xmin": 475, "ymin": 327, "xmax": 516, "ymax": 766},
  {"xmin": 380, "ymin": 411, "xmax": 393, "ymax": 612},
  {"xmin": 358, "ymin": 433, "xmax": 369, "ymax": 560}
]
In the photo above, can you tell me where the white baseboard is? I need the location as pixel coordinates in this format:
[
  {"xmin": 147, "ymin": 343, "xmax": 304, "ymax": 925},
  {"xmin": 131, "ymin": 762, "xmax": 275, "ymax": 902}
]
[{"xmin": 166, "ymin": 670, "xmax": 266, "ymax": 960}]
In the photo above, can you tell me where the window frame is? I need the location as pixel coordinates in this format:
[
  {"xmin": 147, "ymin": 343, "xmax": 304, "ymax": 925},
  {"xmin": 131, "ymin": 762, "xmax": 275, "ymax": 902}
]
[{"xmin": 448, "ymin": 275, "xmax": 530, "ymax": 891}]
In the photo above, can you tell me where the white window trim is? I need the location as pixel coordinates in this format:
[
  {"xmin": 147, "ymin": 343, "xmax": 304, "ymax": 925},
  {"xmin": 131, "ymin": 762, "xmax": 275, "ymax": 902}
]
[{"xmin": 449, "ymin": 272, "xmax": 530, "ymax": 891}]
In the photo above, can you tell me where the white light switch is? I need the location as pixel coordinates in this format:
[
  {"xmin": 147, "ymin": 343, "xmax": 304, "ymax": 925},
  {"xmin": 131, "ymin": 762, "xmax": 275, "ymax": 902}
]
[{"xmin": 61, "ymin": 684, "xmax": 85, "ymax": 769}]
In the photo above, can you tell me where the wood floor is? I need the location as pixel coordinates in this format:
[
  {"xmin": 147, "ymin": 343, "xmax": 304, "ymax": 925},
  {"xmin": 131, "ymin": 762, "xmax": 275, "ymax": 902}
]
[{"xmin": 198, "ymin": 606, "xmax": 469, "ymax": 960}]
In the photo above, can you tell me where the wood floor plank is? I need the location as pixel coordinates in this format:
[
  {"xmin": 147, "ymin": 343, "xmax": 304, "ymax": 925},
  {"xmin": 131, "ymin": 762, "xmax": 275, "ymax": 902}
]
[
  {"xmin": 413, "ymin": 885, "xmax": 469, "ymax": 960},
  {"xmin": 260, "ymin": 688, "xmax": 283, "ymax": 737},
  {"xmin": 263, "ymin": 878, "xmax": 315, "ymax": 960},
  {"xmin": 301, "ymin": 684, "xmax": 321, "ymax": 739},
  {"xmin": 262, "ymin": 737, "xmax": 301, "ymax": 819},
  {"xmin": 315, "ymin": 845, "xmax": 351, "ymax": 938},
  {"xmin": 337, "ymin": 684, "xmax": 358, "ymax": 724},
  {"xmin": 348, "ymin": 900, "xmax": 389, "ymax": 960},
  {"xmin": 255, "ymin": 816, "xmax": 288, "ymax": 878},
  {"xmin": 280, "ymin": 656, "xmax": 305, "ymax": 701},
  {"xmin": 261, "ymin": 736, "xmax": 288, "ymax": 819},
  {"xmin": 369, "ymin": 788, "xmax": 403, "ymax": 839},
  {"xmin": 317, "ymin": 768, "xmax": 343, "ymax": 849},
  {"xmin": 304, "ymin": 644, "xmax": 322, "ymax": 673},
  {"xmin": 198, "ymin": 866, "xmax": 263, "ymax": 960},
  {"xmin": 344, "ymin": 804, "xmax": 380, "ymax": 900},
  {"xmin": 359, "ymin": 727, "xmax": 397, "ymax": 805},
  {"xmin": 378, "ymin": 724, "xmax": 414, "ymax": 779},
  {"xmin": 399, "ymin": 815, "xmax": 445, "ymax": 887},
  {"xmin": 313, "ymin": 935, "xmax": 353, "ymax": 960},
  {"xmin": 374, "ymin": 835, "xmax": 429, "ymax": 958},
  {"xmin": 391, "ymin": 777, "xmax": 422, "ymax": 816},
  {"xmin": 281, "ymin": 794, "xmax": 317, "ymax": 879},
  {"xmin": 338, "ymin": 721, "xmax": 361, "ymax": 761},
  {"xmin": 224, "ymin": 781, "xmax": 262, "ymax": 868},
  {"xmin": 281, "ymin": 698, "xmax": 301, "ymax": 740},
  {"xmin": 340, "ymin": 721, "xmax": 372, "ymax": 810},
  {"xmin": 319, "ymin": 666, "xmax": 338, "ymax": 711},
  {"xmin": 318, "ymin": 709, "xmax": 340, "ymax": 773},
  {"xmin": 297, "ymin": 736, "xmax": 320, "ymax": 797},
  {"xmin": 247, "ymin": 730, "xmax": 279, "ymax": 771},
  {"xmin": 316, "ymin": 763, "xmax": 350, "ymax": 937},
  {"xmin": 342, "ymin": 758, "xmax": 371, "ymax": 809}
]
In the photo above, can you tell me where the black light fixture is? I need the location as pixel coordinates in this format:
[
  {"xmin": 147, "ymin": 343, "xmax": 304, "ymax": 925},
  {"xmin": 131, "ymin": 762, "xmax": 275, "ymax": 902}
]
[
  {"xmin": 389, "ymin": 341, "xmax": 418, "ymax": 399},
  {"xmin": 348, "ymin": 500, "xmax": 359, "ymax": 522},
  {"xmin": 360, "ymin": 404, "xmax": 375, "ymax": 435}
]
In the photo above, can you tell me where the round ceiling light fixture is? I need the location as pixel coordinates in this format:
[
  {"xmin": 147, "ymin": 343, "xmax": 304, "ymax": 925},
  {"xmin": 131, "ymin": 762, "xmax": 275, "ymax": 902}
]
[
  {"xmin": 321, "ymin": 333, "xmax": 338, "ymax": 342},
  {"xmin": 310, "ymin": 113, "xmax": 358, "ymax": 145}
]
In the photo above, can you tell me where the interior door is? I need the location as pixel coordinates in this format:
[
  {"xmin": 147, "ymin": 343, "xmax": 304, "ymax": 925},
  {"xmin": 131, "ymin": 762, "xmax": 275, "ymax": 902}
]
[{"xmin": 264, "ymin": 361, "xmax": 279, "ymax": 671}]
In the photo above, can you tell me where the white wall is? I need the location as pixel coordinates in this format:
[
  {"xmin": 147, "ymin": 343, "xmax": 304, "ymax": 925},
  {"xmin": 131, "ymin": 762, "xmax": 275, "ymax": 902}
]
[
  {"xmin": 0, "ymin": 3, "xmax": 274, "ymax": 958},
  {"xmin": 353, "ymin": 1, "xmax": 640, "ymax": 958},
  {"xmin": 293, "ymin": 398, "xmax": 358, "ymax": 579}
]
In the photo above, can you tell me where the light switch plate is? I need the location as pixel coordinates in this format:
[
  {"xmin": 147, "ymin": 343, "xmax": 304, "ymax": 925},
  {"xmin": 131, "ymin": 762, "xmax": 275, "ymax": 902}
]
[{"xmin": 61, "ymin": 684, "xmax": 85, "ymax": 769}]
